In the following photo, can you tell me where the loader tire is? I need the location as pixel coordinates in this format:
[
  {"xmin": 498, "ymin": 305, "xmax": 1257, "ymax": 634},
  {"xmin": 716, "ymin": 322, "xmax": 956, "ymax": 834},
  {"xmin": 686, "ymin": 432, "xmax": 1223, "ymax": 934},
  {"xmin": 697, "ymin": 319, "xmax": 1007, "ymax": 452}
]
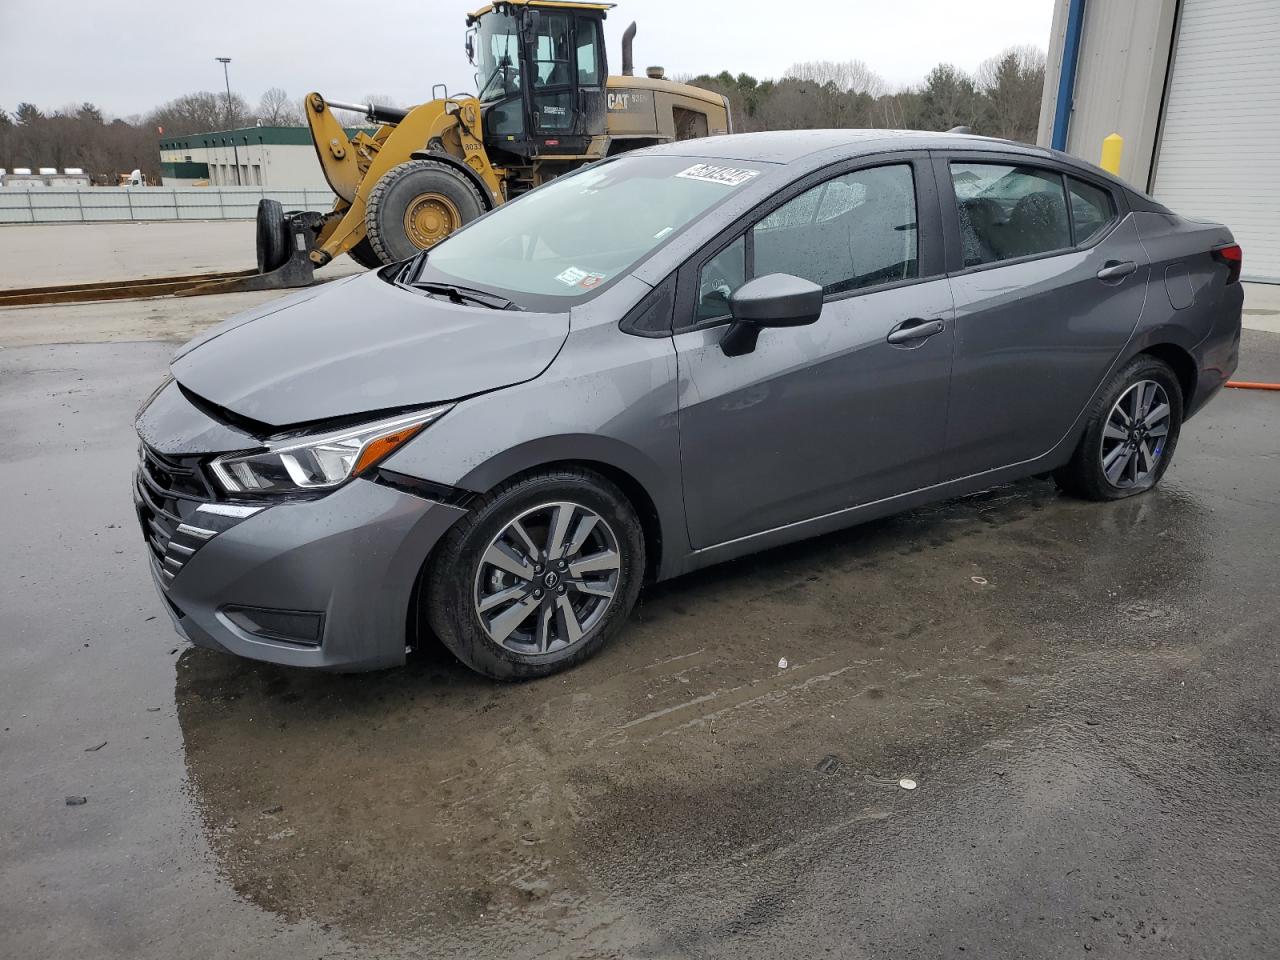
[
  {"xmin": 255, "ymin": 198, "xmax": 289, "ymax": 273},
  {"xmin": 346, "ymin": 237, "xmax": 383, "ymax": 270},
  {"xmin": 364, "ymin": 160, "xmax": 485, "ymax": 264}
]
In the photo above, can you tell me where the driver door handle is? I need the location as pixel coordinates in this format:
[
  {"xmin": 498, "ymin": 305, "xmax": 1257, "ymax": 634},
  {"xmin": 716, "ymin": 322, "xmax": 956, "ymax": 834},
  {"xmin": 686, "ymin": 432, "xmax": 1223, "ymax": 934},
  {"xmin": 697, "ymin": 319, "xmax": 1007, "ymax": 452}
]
[
  {"xmin": 1096, "ymin": 260, "xmax": 1138, "ymax": 282},
  {"xmin": 886, "ymin": 318, "xmax": 945, "ymax": 345}
]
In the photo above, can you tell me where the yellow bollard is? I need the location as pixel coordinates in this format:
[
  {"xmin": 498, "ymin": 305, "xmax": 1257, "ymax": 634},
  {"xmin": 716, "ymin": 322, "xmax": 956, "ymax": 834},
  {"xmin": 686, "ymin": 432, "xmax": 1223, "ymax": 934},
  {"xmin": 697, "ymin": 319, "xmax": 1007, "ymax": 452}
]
[{"xmin": 1100, "ymin": 133, "xmax": 1124, "ymax": 176}]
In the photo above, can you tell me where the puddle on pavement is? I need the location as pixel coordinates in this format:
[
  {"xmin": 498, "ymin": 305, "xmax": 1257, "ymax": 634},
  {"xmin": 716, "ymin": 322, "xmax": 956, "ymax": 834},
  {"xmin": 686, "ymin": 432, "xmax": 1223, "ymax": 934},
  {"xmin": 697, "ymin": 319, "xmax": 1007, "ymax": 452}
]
[{"xmin": 174, "ymin": 477, "xmax": 1216, "ymax": 949}]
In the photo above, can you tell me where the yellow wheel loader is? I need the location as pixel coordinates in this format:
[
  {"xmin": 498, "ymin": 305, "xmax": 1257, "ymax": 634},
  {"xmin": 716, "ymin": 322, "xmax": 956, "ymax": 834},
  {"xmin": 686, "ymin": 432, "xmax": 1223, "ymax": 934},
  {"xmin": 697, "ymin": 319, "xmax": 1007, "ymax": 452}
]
[{"xmin": 255, "ymin": 0, "xmax": 732, "ymax": 275}]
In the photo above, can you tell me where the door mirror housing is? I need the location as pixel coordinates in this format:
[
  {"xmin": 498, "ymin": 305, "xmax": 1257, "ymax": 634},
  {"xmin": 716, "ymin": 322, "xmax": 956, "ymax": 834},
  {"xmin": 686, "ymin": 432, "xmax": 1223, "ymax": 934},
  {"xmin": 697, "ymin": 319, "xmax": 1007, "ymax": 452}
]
[{"xmin": 721, "ymin": 273, "xmax": 824, "ymax": 357}]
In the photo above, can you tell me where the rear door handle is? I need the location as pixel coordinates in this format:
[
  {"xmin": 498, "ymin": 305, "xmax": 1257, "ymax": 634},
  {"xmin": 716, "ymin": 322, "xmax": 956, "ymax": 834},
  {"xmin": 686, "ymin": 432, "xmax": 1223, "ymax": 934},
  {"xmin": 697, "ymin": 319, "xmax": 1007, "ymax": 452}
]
[
  {"xmin": 886, "ymin": 318, "xmax": 945, "ymax": 346},
  {"xmin": 1096, "ymin": 260, "xmax": 1138, "ymax": 282}
]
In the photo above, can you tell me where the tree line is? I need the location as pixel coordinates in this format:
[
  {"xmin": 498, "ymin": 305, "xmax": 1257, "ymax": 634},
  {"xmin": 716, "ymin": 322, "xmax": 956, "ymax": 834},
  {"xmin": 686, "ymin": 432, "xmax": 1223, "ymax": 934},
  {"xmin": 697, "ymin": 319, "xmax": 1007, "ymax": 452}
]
[
  {"xmin": 689, "ymin": 47, "xmax": 1045, "ymax": 143},
  {"xmin": 0, "ymin": 47, "xmax": 1043, "ymax": 185},
  {"xmin": 0, "ymin": 87, "xmax": 309, "ymax": 184}
]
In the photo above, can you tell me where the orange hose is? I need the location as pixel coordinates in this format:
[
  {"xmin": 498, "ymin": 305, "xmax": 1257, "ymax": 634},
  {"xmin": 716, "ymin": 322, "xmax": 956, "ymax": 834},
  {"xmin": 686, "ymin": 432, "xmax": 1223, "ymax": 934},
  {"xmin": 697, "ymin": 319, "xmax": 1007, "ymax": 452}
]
[{"xmin": 1226, "ymin": 381, "xmax": 1280, "ymax": 391}]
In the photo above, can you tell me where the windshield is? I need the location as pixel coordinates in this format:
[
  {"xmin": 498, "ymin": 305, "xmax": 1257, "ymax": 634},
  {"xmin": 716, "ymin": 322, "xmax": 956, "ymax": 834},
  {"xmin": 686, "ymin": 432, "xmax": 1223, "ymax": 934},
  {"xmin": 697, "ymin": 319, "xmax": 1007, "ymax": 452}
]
[
  {"xmin": 416, "ymin": 155, "xmax": 767, "ymax": 309},
  {"xmin": 474, "ymin": 12, "xmax": 521, "ymax": 102}
]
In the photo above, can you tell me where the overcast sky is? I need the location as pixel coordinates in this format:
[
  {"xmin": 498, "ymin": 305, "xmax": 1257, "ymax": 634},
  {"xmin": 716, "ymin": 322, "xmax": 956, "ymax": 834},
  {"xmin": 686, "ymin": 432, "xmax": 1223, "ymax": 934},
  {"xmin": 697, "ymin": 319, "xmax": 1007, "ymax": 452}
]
[{"xmin": 1, "ymin": 0, "xmax": 1054, "ymax": 119}]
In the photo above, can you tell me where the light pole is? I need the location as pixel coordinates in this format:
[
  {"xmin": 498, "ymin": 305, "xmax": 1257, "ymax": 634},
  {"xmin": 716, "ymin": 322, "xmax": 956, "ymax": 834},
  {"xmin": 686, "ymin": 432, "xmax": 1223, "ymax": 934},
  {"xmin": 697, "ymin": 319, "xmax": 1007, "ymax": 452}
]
[{"xmin": 215, "ymin": 57, "xmax": 241, "ymax": 185}]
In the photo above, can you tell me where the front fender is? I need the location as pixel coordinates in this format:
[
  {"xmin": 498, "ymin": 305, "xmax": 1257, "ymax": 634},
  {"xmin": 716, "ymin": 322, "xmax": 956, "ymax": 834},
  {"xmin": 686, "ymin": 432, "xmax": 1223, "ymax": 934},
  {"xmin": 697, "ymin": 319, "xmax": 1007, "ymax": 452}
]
[{"xmin": 380, "ymin": 305, "xmax": 690, "ymax": 579}]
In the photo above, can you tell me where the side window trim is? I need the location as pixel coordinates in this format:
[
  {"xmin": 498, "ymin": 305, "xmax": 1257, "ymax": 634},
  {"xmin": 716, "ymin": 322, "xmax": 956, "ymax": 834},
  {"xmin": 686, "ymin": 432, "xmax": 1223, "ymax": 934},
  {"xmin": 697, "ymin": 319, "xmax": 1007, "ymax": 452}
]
[
  {"xmin": 674, "ymin": 152, "xmax": 943, "ymax": 333},
  {"xmin": 933, "ymin": 150, "xmax": 1127, "ymax": 276}
]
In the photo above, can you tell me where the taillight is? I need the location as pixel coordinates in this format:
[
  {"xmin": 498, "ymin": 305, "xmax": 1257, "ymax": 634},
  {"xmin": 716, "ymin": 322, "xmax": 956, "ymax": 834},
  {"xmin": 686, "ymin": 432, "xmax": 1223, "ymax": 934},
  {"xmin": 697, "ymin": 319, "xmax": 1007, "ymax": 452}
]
[{"xmin": 1213, "ymin": 243, "xmax": 1242, "ymax": 285}]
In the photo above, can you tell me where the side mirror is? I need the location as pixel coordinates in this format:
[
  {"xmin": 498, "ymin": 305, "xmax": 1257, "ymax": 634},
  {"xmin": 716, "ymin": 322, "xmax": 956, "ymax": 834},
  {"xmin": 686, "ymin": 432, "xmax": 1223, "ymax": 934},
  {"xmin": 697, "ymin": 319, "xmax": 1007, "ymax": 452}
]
[
  {"xmin": 465, "ymin": 30, "xmax": 475, "ymax": 64},
  {"xmin": 720, "ymin": 273, "xmax": 823, "ymax": 357}
]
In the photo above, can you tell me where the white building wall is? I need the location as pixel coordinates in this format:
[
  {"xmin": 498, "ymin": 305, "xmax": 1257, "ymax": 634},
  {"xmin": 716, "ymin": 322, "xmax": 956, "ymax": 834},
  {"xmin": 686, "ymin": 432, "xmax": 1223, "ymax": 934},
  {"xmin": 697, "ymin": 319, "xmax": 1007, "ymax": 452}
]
[
  {"xmin": 160, "ymin": 138, "xmax": 329, "ymax": 189},
  {"xmin": 1038, "ymin": 0, "xmax": 1178, "ymax": 189}
]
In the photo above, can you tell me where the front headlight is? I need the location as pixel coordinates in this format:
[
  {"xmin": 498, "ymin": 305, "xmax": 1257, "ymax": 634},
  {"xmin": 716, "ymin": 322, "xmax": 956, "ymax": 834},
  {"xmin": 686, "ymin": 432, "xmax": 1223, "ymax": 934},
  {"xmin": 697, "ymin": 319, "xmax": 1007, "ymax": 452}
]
[{"xmin": 209, "ymin": 405, "xmax": 451, "ymax": 496}]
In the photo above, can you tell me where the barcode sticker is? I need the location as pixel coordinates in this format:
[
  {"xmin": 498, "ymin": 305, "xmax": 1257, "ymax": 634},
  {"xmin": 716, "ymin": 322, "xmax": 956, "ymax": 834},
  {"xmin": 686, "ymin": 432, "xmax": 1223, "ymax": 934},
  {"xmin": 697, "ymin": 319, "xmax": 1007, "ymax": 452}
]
[{"xmin": 675, "ymin": 163, "xmax": 760, "ymax": 187}]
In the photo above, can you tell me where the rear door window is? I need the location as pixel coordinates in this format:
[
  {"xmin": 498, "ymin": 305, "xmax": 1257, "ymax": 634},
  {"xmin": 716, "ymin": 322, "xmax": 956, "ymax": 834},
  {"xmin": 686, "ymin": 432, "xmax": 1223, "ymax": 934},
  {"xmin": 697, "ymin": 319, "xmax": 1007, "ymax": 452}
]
[{"xmin": 950, "ymin": 163, "xmax": 1071, "ymax": 266}]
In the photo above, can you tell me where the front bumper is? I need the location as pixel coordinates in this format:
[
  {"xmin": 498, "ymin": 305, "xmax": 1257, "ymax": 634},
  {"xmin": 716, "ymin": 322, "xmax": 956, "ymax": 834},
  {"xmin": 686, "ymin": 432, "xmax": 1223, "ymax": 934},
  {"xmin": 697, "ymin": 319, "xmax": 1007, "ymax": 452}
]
[{"xmin": 136, "ymin": 471, "xmax": 466, "ymax": 671}]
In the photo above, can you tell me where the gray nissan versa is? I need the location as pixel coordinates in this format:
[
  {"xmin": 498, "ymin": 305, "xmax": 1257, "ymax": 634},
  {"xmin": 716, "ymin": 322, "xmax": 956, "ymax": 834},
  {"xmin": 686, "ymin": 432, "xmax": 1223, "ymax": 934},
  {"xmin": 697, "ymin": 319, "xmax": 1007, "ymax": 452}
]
[{"xmin": 134, "ymin": 130, "xmax": 1243, "ymax": 679}]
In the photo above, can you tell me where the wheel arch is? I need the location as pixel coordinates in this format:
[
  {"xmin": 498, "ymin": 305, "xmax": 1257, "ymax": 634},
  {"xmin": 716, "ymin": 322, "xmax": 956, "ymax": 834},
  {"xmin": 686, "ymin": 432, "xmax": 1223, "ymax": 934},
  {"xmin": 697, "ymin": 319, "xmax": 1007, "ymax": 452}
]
[
  {"xmin": 452, "ymin": 436, "xmax": 680, "ymax": 584},
  {"xmin": 404, "ymin": 447, "xmax": 674, "ymax": 657},
  {"xmin": 1138, "ymin": 342, "xmax": 1198, "ymax": 408},
  {"xmin": 407, "ymin": 150, "xmax": 500, "ymax": 210}
]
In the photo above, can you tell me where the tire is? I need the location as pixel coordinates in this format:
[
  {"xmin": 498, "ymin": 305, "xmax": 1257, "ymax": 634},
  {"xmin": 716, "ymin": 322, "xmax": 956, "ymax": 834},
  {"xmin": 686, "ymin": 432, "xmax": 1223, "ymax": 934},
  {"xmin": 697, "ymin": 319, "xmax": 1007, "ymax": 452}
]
[
  {"xmin": 425, "ymin": 467, "xmax": 646, "ymax": 680},
  {"xmin": 255, "ymin": 198, "xmax": 288, "ymax": 273},
  {"xmin": 1054, "ymin": 355, "xmax": 1184, "ymax": 501},
  {"xmin": 364, "ymin": 159, "xmax": 485, "ymax": 264},
  {"xmin": 346, "ymin": 237, "xmax": 383, "ymax": 270}
]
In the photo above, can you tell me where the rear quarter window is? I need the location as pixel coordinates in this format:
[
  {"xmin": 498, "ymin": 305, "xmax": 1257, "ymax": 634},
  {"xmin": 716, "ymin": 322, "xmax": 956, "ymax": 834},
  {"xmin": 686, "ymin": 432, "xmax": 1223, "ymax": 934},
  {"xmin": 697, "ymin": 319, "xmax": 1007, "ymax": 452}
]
[{"xmin": 1068, "ymin": 176, "xmax": 1116, "ymax": 245}]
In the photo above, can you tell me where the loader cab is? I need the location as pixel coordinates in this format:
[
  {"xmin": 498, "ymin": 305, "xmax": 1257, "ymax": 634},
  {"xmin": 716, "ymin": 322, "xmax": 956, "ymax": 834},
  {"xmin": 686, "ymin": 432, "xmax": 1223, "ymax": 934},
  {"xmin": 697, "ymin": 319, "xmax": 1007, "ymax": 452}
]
[{"xmin": 467, "ymin": 1, "xmax": 611, "ymax": 161}]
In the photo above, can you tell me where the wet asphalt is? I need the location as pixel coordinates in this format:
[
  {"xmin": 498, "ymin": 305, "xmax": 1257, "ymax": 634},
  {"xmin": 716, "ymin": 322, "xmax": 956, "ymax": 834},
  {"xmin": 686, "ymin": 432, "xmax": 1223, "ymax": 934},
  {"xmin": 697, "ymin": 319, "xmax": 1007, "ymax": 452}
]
[{"xmin": 2, "ymin": 331, "xmax": 1278, "ymax": 959}]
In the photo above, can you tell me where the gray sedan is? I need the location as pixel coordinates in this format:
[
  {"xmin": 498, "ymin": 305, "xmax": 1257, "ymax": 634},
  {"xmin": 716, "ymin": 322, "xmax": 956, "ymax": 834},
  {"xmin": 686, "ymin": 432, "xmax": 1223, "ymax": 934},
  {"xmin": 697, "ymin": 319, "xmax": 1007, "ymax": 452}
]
[{"xmin": 134, "ymin": 130, "xmax": 1243, "ymax": 679}]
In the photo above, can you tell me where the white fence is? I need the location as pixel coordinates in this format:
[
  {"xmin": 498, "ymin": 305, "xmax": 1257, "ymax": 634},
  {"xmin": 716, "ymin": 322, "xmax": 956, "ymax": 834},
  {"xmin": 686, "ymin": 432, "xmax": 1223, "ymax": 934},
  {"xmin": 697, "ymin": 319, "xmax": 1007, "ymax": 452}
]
[{"xmin": 0, "ymin": 186, "xmax": 337, "ymax": 224}]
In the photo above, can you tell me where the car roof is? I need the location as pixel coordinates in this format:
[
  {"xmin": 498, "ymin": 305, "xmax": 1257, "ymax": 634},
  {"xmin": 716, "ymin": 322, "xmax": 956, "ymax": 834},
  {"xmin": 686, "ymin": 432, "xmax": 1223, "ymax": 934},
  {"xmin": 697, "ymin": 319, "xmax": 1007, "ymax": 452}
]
[
  {"xmin": 639, "ymin": 129, "xmax": 1054, "ymax": 165},
  {"xmin": 637, "ymin": 128, "xmax": 1160, "ymax": 209}
]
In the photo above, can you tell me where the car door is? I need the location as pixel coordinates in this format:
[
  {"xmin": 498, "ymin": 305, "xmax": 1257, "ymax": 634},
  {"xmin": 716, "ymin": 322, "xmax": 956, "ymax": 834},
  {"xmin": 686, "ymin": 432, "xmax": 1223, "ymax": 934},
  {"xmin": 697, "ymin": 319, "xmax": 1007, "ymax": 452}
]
[
  {"xmin": 672, "ymin": 155, "xmax": 956, "ymax": 550},
  {"xmin": 936, "ymin": 153, "xmax": 1149, "ymax": 479}
]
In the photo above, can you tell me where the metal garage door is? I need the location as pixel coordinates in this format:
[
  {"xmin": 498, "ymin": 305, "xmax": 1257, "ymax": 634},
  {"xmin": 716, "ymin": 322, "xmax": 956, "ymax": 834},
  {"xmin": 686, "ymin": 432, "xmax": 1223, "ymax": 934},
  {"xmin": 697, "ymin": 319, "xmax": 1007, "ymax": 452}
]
[{"xmin": 1151, "ymin": 0, "xmax": 1280, "ymax": 282}]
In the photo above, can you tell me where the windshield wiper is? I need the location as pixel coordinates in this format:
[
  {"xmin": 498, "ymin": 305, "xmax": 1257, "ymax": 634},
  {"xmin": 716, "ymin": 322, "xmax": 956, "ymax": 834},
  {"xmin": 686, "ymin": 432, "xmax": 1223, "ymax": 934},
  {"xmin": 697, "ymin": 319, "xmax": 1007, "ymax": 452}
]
[{"xmin": 413, "ymin": 281, "xmax": 518, "ymax": 310}]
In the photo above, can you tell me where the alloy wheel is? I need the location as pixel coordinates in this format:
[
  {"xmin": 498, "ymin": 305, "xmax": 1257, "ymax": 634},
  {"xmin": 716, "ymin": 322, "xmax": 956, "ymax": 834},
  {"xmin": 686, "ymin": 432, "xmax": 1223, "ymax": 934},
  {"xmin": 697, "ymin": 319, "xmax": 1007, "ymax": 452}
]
[
  {"xmin": 473, "ymin": 501, "xmax": 622, "ymax": 655},
  {"xmin": 1099, "ymin": 379, "xmax": 1171, "ymax": 489}
]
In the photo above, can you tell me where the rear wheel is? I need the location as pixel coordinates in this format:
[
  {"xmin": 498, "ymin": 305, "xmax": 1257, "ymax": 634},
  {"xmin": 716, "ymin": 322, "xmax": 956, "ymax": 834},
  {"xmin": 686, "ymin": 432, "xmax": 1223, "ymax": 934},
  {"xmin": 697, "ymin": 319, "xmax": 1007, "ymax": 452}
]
[
  {"xmin": 1055, "ymin": 355, "xmax": 1183, "ymax": 501},
  {"xmin": 364, "ymin": 160, "xmax": 485, "ymax": 264},
  {"xmin": 255, "ymin": 198, "xmax": 288, "ymax": 273},
  {"xmin": 425, "ymin": 468, "xmax": 645, "ymax": 680}
]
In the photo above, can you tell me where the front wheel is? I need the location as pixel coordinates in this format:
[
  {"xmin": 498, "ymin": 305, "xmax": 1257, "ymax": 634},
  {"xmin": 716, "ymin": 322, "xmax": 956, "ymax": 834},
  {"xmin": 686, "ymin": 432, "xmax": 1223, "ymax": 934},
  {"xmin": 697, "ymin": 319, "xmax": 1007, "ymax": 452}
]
[
  {"xmin": 364, "ymin": 159, "xmax": 485, "ymax": 264},
  {"xmin": 425, "ymin": 468, "xmax": 646, "ymax": 680},
  {"xmin": 255, "ymin": 198, "xmax": 288, "ymax": 273},
  {"xmin": 1055, "ymin": 355, "xmax": 1184, "ymax": 501}
]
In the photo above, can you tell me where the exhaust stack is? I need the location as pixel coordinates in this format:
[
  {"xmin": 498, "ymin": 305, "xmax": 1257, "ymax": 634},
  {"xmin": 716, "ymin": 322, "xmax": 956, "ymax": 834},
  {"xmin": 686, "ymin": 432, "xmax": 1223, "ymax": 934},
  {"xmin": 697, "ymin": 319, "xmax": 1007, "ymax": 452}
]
[{"xmin": 621, "ymin": 21, "xmax": 636, "ymax": 76}]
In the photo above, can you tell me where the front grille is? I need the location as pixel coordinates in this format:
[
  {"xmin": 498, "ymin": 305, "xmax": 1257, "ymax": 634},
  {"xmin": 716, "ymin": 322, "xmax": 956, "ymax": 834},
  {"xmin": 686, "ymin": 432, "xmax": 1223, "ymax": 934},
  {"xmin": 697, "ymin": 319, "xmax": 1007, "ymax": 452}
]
[{"xmin": 134, "ymin": 446, "xmax": 218, "ymax": 588}]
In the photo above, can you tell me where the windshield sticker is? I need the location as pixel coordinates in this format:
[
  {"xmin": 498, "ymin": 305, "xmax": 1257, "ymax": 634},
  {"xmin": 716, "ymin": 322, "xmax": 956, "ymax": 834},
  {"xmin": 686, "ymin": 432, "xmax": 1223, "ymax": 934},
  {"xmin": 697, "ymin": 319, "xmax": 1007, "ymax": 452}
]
[
  {"xmin": 676, "ymin": 163, "xmax": 760, "ymax": 187},
  {"xmin": 555, "ymin": 266, "xmax": 606, "ymax": 289}
]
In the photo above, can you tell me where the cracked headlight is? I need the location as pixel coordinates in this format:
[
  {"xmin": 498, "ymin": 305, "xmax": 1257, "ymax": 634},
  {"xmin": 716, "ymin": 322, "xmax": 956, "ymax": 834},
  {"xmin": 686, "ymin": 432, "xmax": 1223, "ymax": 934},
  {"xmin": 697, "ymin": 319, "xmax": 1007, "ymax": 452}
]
[{"xmin": 210, "ymin": 405, "xmax": 451, "ymax": 495}]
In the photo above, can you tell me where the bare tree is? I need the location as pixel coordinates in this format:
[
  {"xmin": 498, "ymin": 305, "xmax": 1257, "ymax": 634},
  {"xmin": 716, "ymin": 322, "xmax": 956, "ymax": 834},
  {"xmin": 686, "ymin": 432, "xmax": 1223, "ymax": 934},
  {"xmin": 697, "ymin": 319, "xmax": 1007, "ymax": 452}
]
[
  {"xmin": 257, "ymin": 87, "xmax": 301, "ymax": 126},
  {"xmin": 147, "ymin": 91, "xmax": 250, "ymax": 135},
  {"xmin": 784, "ymin": 60, "xmax": 887, "ymax": 97}
]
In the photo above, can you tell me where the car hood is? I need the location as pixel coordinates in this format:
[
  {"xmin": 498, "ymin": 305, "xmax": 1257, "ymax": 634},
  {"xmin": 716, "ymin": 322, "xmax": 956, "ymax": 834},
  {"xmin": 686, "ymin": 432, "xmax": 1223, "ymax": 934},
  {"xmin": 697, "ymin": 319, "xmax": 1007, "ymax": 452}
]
[{"xmin": 169, "ymin": 271, "xmax": 569, "ymax": 428}]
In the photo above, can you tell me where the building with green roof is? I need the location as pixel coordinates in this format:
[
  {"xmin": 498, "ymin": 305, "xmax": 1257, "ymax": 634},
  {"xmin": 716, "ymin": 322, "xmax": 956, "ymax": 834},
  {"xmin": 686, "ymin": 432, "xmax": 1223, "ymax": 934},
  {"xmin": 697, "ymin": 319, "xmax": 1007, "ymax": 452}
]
[{"xmin": 158, "ymin": 125, "xmax": 368, "ymax": 188}]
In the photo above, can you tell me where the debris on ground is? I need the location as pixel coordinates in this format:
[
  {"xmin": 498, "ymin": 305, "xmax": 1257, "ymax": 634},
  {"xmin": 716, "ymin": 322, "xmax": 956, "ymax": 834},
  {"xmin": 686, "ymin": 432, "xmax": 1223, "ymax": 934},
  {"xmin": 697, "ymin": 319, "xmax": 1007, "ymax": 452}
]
[
  {"xmin": 65, "ymin": 796, "xmax": 87, "ymax": 806},
  {"xmin": 778, "ymin": 657, "xmax": 789, "ymax": 669},
  {"xmin": 899, "ymin": 778, "xmax": 918, "ymax": 791},
  {"xmin": 84, "ymin": 741, "xmax": 107, "ymax": 752},
  {"xmin": 970, "ymin": 576, "xmax": 989, "ymax": 585},
  {"xmin": 815, "ymin": 755, "xmax": 841, "ymax": 775}
]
